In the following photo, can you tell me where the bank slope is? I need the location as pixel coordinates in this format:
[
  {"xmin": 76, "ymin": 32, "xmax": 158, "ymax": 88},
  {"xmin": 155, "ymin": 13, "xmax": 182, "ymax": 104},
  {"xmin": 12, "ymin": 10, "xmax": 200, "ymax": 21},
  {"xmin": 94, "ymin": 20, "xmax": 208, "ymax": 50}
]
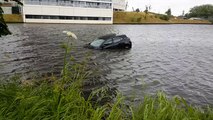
[{"xmin": 113, "ymin": 11, "xmax": 211, "ymax": 24}]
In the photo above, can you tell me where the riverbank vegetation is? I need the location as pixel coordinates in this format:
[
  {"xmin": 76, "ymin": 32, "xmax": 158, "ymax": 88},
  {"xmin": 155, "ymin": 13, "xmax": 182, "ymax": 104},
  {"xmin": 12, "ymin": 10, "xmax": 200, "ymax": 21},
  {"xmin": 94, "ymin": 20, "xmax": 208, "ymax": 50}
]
[
  {"xmin": 186, "ymin": 4, "xmax": 213, "ymax": 19},
  {"xmin": 1, "ymin": 68, "xmax": 213, "ymax": 119},
  {"xmin": 114, "ymin": 4, "xmax": 213, "ymax": 24},
  {"xmin": 0, "ymin": 6, "xmax": 11, "ymax": 36},
  {"xmin": 0, "ymin": 0, "xmax": 22, "ymax": 36},
  {"xmin": 185, "ymin": 4, "xmax": 213, "ymax": 24},
  {"xmin": 113, "ymin": 11, "xmax": 211, "ymax": 24}
]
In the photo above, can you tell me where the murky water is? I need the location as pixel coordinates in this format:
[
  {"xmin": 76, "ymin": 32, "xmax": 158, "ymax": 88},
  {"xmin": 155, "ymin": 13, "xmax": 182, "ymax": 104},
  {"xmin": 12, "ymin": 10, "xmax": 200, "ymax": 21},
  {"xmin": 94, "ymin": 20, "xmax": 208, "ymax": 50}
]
[{"xmin": 1, "ymin": 24, "xmax": 213, "ymax": 106}]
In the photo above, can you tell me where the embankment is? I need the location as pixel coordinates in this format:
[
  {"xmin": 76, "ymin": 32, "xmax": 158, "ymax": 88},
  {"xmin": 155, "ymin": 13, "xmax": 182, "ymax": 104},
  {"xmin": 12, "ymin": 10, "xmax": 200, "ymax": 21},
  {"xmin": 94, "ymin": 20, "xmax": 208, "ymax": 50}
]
[
  {"xmin": 3, "ymin": 14, "xmax": 23, "ymax": 23},
  {"xmin": 113, "ymin": 11, "xmax": 211, "ymax": 24}
]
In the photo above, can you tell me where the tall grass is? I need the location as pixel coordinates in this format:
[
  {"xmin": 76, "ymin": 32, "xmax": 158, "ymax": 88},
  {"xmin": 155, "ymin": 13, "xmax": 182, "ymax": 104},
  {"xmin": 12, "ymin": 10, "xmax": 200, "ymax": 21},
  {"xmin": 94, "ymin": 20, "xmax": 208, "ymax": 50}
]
[
  {"xmin": 0, "ymin": 32, "xmax": 213, "ymax": 119},
  {"xmin": 131, "ymin": 92, "xmax": 213, "ymax": 120},
  {"xmin": 0, "ymin": 75, "xmax": 103, "ymax": 119},
  {"xmin": 0, "ymin": 77, "xmax": 213, "ymax": 119}
]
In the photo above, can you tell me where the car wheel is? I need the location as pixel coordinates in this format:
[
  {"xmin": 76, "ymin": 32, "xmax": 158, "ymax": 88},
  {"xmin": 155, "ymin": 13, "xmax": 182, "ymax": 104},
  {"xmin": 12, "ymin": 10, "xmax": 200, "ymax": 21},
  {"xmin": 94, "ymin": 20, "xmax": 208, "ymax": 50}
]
[{"xmin": 125, "ymin": 44, "xmax": 131, "ymax": 49}]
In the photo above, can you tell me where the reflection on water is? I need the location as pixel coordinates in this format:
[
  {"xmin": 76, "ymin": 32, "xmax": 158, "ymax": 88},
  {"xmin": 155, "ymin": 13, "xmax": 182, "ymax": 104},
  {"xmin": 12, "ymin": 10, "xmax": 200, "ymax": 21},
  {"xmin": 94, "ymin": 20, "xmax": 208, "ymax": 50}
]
[{"xmin": 1, "ymin": 24, "xmax": 213, "ymax": 106}]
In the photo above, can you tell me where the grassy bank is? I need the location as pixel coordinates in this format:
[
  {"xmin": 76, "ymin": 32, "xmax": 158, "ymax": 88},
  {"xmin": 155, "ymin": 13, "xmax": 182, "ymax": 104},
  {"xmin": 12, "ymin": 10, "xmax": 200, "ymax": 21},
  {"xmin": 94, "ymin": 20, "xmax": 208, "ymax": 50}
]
[
  {"xmin": 113, "ymin": 11, "xmax": 211, "ymax": 24},
  {"xmin": 3, "ymin": 14, "xmax": 23, "ymax": 23},
  {"xmin": 1, "ymin": 74, "xmax": 213, "ymax": 119}
]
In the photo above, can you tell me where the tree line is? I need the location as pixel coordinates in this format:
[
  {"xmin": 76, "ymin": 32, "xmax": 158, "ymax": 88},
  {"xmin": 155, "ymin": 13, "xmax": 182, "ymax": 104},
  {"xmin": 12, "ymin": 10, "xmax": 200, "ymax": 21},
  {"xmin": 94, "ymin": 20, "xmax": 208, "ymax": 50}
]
[
  {"xmin": 133, "ymin": 4, "xmax": 213, "ymax": 21},
  {"xmin": 185, "ymin": 4, "xmax": 213, "ymax": 19}
]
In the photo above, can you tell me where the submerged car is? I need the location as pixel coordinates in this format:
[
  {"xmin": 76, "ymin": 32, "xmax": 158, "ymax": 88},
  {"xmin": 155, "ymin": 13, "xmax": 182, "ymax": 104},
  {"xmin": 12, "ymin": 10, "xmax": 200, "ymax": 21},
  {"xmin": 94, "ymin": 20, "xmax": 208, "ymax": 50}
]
[{"xmin": 84, "ymin": 34, "xmax": 132, "ymax": 50}]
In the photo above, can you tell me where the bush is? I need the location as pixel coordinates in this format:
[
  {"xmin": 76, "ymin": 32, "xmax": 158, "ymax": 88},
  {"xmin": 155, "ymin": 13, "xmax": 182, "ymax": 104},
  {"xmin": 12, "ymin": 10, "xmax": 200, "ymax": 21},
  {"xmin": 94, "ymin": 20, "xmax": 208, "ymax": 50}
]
[
  {"xmin": 131, "ymin": 17, "xmax": 142, "ymax": 23},
  {"xmin": 159, "ymin": 15, "xmax": 170, "ymax": 21},
  {"xmin": 136, "ymin": 17, "xmax": 142, "ymax": 22}
]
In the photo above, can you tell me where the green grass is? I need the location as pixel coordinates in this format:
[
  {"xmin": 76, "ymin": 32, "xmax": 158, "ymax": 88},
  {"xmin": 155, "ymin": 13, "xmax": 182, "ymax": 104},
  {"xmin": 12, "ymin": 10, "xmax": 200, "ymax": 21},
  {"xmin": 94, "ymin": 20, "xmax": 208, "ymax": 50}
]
[
  {"xmin": 0, "ymin": 79, "xmax": 90, "ymax": 119},
  {"xmin": 132, "ymin": 92, "xmax": 213, "ymax": 120},
  {"xmin": 0, "ymin": 76, "xmax": 213, "ymax": 119},
  {"xmin": 0, "ymin": 37, "xmax": 213, "ymax": 120}
]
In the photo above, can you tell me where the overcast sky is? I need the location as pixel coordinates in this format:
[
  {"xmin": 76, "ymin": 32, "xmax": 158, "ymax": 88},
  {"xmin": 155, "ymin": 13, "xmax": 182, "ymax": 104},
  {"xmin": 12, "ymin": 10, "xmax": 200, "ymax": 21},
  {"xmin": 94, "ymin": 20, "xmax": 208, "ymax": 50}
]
[{"xmin": 127, "ymin": 0, "xmax": 213, "ymax": 16}]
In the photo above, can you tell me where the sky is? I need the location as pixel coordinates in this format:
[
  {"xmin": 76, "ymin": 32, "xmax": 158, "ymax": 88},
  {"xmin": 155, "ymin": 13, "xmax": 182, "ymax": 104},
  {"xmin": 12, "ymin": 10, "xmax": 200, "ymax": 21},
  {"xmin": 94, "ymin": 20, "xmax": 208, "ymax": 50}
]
[{"xmin": 127, "ymin": 0, "xmax": 213, "ymax": 16}]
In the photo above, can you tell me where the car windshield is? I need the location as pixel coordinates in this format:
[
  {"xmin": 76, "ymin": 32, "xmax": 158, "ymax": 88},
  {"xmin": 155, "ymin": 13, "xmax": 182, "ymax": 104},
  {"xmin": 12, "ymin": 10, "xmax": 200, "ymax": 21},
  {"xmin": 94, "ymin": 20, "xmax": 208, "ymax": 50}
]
[{"xmin": 90, "ymin": 39, "xmax": 105, "ymax": 47}]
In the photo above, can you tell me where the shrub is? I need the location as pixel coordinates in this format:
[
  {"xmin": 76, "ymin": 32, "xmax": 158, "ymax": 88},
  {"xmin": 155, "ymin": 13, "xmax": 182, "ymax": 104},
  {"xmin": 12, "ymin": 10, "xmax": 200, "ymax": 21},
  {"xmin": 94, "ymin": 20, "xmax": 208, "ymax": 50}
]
[
  {"xmin": 131, "ymin": 17, "xmax": 142, "ymax": 23},
  {"xmin": 136, "ymin": 17, "xmax": 142, "ymax": 22},
  {"xmin": 131, "ymin": 18, "xmax": 135, "ymax": 22},
  {"xmin": 159, "ymin": 15, "xmax": 170, "ymax": 21}
]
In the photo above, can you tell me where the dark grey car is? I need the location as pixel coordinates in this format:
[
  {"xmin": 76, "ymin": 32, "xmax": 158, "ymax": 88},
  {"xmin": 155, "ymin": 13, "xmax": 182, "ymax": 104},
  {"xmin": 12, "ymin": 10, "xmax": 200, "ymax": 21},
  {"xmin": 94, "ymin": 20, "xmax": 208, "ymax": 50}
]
[{"xmin": 84, "ymin": 34, "xmax": 132, "ymax": 50}]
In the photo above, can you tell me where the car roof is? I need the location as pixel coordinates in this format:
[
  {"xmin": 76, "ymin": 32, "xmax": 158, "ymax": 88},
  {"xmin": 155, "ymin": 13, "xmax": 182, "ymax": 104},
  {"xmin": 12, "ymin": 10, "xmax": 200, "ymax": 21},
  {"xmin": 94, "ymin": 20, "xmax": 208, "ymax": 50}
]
[
  {"xmin": 117, "ymin": 35, "xmax": 127, "ymax": 38},
  {"xmin": 98, "ymin": 34, "xmax": 116, "ymax": 40},
  {"xmin": 98, "ymin": 34, "xmax": 128, "ymax": 40}
]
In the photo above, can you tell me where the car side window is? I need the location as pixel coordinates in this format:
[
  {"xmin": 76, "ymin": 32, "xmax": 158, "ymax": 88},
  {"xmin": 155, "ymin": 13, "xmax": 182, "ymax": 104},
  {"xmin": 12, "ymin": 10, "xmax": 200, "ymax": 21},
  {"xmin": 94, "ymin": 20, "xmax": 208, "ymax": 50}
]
[
  {"xmin": 113, "ymin": 37, "xmax": 123, "ymax": 43},
  {"xmin": 103, "ymin": 39, "xmax": 113, "ymax": 45}
]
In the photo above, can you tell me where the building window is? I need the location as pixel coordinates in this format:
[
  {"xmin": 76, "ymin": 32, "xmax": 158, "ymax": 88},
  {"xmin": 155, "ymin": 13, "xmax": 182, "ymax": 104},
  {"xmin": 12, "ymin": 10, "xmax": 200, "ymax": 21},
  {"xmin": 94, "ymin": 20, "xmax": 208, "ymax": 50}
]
[
  {"xmin": 12, "ymin": 6, "xmax": 21, "ymax": 14},
  {"xmin": 25, "ymin": 15, "xmax": 111, "ymax": 21},
  {"xmin": 42, "ymin": 15, "xmax": 50, "ymax": 19},
  {"xmin": 24, "ymin": 0, "xmax": 112, "ymax": 9}
]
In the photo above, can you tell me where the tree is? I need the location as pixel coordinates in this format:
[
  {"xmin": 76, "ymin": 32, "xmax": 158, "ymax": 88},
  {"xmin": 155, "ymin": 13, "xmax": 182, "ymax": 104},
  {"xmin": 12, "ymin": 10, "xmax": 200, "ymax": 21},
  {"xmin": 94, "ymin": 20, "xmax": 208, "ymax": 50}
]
[
  {"xmin": 144, "ymin": 5, "xmax": 148, "ymax": 14},
  {"xmin": 182, "ymin": 10, "xmax": 185, "ymax": 16},
  {"xmin": 135, "ymin": 8, "xmax": 140, "ymax": 12},
  {"xmin": 165, "ymin": 8, "xmax": 172, "ymax": 16},
  {"xmin": 188, "ymin": 4, "xmax": 213, "ymax": 18},
  {"xmin": 148, "ymin": 5, "xmax": 151, "ymax": 11},
  {"xmin": 0, "ymin": 0, "xmax": 22, "ymax": 37},
  {"xmin": 0, "ymin": 3, "xmax": 11, "ymax": 37}
]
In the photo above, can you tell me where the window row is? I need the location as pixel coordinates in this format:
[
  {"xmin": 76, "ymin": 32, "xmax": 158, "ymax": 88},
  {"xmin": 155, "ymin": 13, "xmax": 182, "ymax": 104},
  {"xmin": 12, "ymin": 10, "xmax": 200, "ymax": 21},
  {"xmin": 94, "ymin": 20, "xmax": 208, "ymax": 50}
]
[
  {"xmin": 95, "ymin": 0, "xmax": 112, "ymax": 2},
  {"xmin": 25, "ymin": 15, "xmax": 112, "ymax": 21},
  {"xmin": 24, "ymin": 0, "xmax": 112, "ymax": 9}
]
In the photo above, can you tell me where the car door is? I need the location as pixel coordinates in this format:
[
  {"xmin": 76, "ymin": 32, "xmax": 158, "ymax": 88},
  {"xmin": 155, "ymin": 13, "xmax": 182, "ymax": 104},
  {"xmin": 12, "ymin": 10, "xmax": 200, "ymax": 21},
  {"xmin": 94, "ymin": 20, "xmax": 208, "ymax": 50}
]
[
  {"xmin": 102, "ymin": 38, "xmax": 113, "ymax": 49},
  {"xmin": 113, "ymin": 37, "xmax": 123, "ymax": 48}
]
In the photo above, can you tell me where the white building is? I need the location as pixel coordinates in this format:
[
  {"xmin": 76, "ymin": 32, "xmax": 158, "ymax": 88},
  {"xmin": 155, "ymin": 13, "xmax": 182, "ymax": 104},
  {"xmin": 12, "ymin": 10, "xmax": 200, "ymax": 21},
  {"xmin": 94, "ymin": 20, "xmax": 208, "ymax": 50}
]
[
  {"xmin": 0, "ymin": 0, "xmax": 20, "ymax": 14},
  {"xmin": 112, "ymin": 0, "xmax": 127, "ymax": 11},
  {"xmin": 22, "ymin": 0, "xmax": 113, "ymax": 24}
]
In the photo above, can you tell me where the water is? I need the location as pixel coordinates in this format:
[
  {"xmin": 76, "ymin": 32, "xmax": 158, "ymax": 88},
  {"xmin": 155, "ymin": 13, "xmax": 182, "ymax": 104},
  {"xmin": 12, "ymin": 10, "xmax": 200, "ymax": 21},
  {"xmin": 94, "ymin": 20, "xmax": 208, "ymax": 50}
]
[{"xmin": 1, "ymin": 24, "xmax": 213, "ymax": 106}]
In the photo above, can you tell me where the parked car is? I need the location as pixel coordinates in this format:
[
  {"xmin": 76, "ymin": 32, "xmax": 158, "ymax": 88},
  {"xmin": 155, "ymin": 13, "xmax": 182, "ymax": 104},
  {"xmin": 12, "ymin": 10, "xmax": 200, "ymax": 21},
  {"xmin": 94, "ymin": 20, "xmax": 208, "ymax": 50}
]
[{"xmin": 84, "ymin": 34, "xmax": 132, "ymax": 50}]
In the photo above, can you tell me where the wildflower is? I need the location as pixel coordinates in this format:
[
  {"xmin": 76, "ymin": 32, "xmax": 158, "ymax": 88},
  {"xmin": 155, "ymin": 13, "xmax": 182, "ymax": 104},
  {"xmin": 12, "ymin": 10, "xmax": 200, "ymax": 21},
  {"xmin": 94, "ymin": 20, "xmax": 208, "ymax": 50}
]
[{"xmin": 63, "ymin": 31, "xmax": 78, "ymax": 39}]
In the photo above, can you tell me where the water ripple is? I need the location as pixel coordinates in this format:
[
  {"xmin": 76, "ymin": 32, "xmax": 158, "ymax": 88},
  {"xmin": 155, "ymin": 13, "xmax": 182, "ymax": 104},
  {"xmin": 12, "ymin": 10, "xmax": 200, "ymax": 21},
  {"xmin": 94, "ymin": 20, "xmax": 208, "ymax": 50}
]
[{"xmin": 0, "ymin": 24, "xmax": 213, "ymax": 106}]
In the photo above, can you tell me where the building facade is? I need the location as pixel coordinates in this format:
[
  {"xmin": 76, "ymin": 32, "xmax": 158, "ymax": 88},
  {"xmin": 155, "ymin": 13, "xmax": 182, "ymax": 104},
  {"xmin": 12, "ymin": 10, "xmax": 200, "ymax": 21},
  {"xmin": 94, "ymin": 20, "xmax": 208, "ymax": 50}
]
[
  {"xmin": 112, "ymin": 0, "xmax": 126, "ymax": 11},
  {"xmin": 0, "ymin": 0, "xmax": 21, "ymax": 14},
  {"xmin": 22, "ymin": 0, "xmax": 113, "ymax": 24}
]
